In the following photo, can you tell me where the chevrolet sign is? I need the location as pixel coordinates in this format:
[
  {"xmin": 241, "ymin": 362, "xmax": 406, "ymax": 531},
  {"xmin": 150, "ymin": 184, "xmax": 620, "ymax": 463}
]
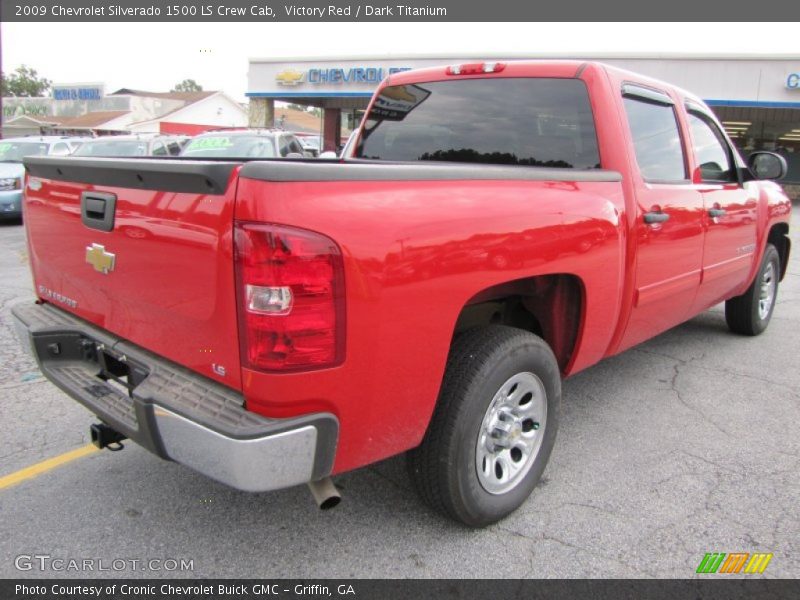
[{"xmin": 275, "ymin": 69, "xmax": 306, "ymax": 86}]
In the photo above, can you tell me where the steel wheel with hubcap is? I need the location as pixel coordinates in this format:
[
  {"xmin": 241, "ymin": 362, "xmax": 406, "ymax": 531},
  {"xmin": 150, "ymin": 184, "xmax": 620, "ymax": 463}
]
[
  {"xmin": 408, "ymin": 325, "xmax": 560, "ymax": 527},
  {"xmin": 757, "ymin": 261, "xmax": 776, "ymax": 321},
  {"xmin": 476, "ymin": 372, "xmax": 547, "ymax": 495},
  {"xmin": 726, "ymin": 243, "xmax": 781, "ymax": 336}
]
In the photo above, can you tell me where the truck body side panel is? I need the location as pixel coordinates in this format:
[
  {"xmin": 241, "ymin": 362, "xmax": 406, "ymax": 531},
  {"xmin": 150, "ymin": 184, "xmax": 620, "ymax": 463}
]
[{"xmin": 234, "ymin": 173, "xmax": 625, "ymax": 473}]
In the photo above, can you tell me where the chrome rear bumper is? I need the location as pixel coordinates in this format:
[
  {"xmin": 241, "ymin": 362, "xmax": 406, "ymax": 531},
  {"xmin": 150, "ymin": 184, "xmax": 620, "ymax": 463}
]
[{"xmin": 11, "ymin": 301, "xmax": 338, "ymax": 492}]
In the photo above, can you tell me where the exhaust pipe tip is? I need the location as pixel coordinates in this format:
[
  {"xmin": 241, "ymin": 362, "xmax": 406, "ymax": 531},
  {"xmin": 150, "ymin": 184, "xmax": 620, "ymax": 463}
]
[{"xmin": 307, "ymin": 477, "xmax": 341, "ymax": 510}]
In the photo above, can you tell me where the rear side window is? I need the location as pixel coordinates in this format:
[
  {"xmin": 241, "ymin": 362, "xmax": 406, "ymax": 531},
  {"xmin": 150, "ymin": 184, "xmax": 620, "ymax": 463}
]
[
  {"xmin": 623, "ymin": 97, "xmax": 687, "ymax": 182},
  {"xmin": 288, "ymin": 137, "xmax": 305, "ymax": 155},
  {"xmin": 278, "ymin": 136, "xmax": 290, "ymax": 157},
  {"xmin": 355, "ymin": 78, "xmax": 600, "ymax": 169},
  {"xmin": 166, "ymin": 141, "xmax": 182, "ymax": 156}
]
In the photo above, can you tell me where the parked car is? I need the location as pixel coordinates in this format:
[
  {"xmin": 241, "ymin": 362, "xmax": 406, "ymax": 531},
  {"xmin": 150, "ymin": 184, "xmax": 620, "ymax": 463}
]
[
  {"xmin": 180, "ymin": 129, "xmax": 311, "ymax": 159},
  {"xmin": 16, "ymin": 61, "xmax": 791, "ymax": 527},
  {"xmin": 292, "ymin": 133, "xmax": 322, "ymax": 157},
  {"xmin": 72, "ymin": 134, "xmax": 187, "ymax": 157},
  {"xmin": 0, "ymin": 136, "xmax": 87, "ymax": 220}
]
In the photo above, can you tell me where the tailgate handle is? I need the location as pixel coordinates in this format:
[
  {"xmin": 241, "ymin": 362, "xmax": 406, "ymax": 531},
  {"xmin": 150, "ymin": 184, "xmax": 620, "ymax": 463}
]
[{"xmin": 81, "ymin": 191, "xmax": 116, "ymax": 232}]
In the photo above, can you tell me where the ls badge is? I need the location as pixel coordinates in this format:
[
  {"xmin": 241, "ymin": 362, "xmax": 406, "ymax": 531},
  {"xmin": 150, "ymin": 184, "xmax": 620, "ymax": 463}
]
[{"xmin": 85, "ymin": 243, "xmax": 116, "ymax": 274}]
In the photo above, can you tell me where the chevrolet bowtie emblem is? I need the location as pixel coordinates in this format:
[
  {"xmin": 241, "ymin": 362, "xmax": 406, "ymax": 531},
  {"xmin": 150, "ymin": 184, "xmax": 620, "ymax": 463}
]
[
  {"xmin": 85, "ymin": 243, "xmax": 115, "ymax": 274},
  {"xmin": 275, "ymin": 69, "xmax": 306, "ymax": 86}
]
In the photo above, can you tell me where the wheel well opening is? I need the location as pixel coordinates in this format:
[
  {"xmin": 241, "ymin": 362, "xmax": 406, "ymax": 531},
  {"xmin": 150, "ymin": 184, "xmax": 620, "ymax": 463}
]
[
  {"xmin": 454, "ymin": 274, "xmax": 583, "ymax": 371},
  {"xmin": 768, "ymin": 223, "xmax": 791, "ymax": 281}
]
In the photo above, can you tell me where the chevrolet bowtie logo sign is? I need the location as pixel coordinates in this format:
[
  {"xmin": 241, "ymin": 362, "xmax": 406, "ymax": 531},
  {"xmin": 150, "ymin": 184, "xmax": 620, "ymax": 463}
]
[
  {"xmin": 275, "ymin": 69, "xmax": 306, "ymax": 86},
  {"xmin": 85, "ymin": 243, "xmax": 116, "ymax": 274}
]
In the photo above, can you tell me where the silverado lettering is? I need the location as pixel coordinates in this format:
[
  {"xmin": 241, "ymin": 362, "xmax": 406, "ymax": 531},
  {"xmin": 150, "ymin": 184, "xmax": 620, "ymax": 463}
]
[{"xmin": 15, "ymin": 62, "xmax": 791, "ymax": 527}]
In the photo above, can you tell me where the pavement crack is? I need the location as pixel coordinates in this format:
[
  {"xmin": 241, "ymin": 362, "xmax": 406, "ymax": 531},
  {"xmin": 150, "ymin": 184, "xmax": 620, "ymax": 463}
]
[
  {"xmin": 690, "ymin": 364, "xmax": 800, "ymax": 398},
  {"xmin": 668, "ymin": 362, "xmax": 733, "ymax": 439},
  {"xmin": 677, "ymin": 449, "xmax": 742, "ymax": 476},
  {"xmin": 559, "ymin": 501, "xmax": 621, "ymax": 517}
]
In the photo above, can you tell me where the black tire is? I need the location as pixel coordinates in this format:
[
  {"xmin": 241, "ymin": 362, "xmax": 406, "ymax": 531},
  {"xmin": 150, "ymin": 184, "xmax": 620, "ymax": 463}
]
[
  {"xmin": 725, "ymin": 244, "xmax": 781, "ymax": 336},
  {"xmin": 407, "ymin": 326, "xmax": 560, "ymax": 527}
]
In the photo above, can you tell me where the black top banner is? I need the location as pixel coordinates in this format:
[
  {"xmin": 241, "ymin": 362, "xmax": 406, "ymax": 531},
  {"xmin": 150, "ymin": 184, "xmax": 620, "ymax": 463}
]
[{"xmin": 1, "ymin": 0, "xmax": 799, "ymax": 21}]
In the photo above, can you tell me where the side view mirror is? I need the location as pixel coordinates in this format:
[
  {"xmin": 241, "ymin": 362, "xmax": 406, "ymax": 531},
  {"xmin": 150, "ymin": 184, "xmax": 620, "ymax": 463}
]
[
  {"xmin": 285, "ymin": 152, "xmax": 304, "ymax": 159},
  {"xmin": 747, "ymin": 151, "xmax": 787, "ymax": 181}
]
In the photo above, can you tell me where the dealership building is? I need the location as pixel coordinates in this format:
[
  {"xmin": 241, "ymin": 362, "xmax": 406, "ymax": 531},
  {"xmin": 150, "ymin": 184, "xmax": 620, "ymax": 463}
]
[
  {"xmin": 247, "ymin": 54, "xmax": 800, "ymax": 189},
  {"xmin": 2, "ymin": 83, "xmax": 248, "ymax": 137}
]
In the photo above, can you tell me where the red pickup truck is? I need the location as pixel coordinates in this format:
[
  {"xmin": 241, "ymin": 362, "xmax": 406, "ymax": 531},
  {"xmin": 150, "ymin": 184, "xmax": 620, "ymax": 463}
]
[{"xmin": 14, "ymin": 61, "xmax": 791, "ymax": 527}]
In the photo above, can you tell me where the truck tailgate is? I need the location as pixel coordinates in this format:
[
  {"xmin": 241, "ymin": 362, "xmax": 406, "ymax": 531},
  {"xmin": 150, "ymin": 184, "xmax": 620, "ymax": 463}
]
[{"xmin": 23, "ymin": 157, "xmax": 243, "ymax": 390}]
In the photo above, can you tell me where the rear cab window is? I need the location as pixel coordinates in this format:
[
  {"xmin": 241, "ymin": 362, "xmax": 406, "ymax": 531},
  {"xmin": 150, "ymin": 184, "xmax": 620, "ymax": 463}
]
[{"xmin": 355, "ymin": 78, "xmax": 601, "ymax": 169}]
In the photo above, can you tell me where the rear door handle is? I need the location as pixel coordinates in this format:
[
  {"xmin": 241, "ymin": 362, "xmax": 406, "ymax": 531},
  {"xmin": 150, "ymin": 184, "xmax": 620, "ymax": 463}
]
[
  {"xmin": 708, "ymin": 208, "xmax": 726, "ymax": 218},
  {"xmin": 643, "ymin": 211, "xmax": 670, "ymax": 224}
]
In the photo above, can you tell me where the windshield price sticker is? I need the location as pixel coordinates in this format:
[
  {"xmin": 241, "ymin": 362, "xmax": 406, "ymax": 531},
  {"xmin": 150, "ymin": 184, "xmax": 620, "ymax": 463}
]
[{"xmin": 187, "ymin": 137, "xmax": 234, "ymax": 150}]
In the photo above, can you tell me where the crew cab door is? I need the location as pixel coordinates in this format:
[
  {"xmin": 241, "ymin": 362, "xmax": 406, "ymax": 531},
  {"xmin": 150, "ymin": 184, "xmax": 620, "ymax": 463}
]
[
  {"xmin": 617, "ymin": 85, "xmax": 706, "ymax": 351},
  {"xmin": 684, "ymin": 106, "xmax": 759, "ymax": 312}
]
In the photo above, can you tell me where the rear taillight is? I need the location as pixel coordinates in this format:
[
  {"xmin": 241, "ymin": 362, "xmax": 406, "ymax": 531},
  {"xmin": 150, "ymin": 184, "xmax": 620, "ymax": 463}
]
[{"xmin": 234, "ymin": 222, "xmax": 345, "ymax": 372}]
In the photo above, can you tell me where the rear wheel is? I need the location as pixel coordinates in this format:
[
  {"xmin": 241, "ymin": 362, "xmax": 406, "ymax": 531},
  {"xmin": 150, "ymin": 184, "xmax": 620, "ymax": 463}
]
[
  {"xmin": 725, "ymin": 244, "xmax": 780, "ymax": 336},
  {"xmin": 407, "ymin": 326, "xmax": 560, "ymax": 527}
]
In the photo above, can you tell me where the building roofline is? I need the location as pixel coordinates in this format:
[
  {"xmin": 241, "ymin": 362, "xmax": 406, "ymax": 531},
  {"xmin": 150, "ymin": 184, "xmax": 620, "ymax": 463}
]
[
  {"xmin": 126, "ymin": 91, "xmax": 246, "ymax": 127},
  {"xmin": 249, "ymin": 52, "xmax": 800, "ymax": 63}
]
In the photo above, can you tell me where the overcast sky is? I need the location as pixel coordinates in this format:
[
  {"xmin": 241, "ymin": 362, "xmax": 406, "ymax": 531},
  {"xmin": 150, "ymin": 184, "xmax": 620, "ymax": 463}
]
[{"xmin": 3, "ymin": 22, "xmax": 799, "ymax": 101}]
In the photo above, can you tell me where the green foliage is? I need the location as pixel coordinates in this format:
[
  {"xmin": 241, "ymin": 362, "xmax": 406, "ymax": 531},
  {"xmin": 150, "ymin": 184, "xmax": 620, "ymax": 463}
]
[
  {"xmin": 171, "ymin": 79, "xmax": 203, "ymax": 93},
  {"xmin": 1, "ymin": 65, "xmax": 52, "ymax": 97}
]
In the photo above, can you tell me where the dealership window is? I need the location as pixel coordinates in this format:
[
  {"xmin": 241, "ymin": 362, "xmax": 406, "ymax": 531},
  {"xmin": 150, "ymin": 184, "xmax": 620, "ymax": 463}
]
[
  {"xmin": 713, "ymin": 106, "xmax": 800, "ymax": 185},
  {"xmin": 623, "ymin": 96, "xmax": 687, "ymax": 182}
]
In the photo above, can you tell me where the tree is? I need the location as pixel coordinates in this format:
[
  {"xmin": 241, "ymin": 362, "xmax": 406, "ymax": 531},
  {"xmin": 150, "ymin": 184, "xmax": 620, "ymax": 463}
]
[
  {"xmin": 1, "ymin": 65, "xmax": 52, "ymax": 97},
  {"xmin": 171, "ymin": 79, "xmax": 203, "ymax": 93}
]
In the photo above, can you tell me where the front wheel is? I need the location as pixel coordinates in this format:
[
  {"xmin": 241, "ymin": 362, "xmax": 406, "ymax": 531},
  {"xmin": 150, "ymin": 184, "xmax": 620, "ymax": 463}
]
[
  {"xmin": 407, "ymin": 326, "xmax": 560, "ymax": 527},
  {"xmin": 725, "ymin": 244, "xmax": 781, "ymax": 336}
]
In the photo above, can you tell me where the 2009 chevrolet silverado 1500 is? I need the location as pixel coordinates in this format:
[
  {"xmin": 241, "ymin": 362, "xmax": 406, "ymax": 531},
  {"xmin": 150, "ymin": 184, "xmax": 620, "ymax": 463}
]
[{"xmin": 14, "ymin": 61, "xmax": 791, "ymax": 526}]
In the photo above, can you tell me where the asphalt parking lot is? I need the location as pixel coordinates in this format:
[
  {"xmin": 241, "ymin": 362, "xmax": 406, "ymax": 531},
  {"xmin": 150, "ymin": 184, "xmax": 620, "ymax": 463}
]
[{"xmin": 0, "ymin": 209, "xmax": 798, "ymax": 579}]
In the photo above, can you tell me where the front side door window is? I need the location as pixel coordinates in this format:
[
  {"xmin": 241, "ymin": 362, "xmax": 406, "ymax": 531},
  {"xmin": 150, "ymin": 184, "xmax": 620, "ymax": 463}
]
[{"xmin": 687, "ymin": 112, "xmax": 736, "ymax": 183}]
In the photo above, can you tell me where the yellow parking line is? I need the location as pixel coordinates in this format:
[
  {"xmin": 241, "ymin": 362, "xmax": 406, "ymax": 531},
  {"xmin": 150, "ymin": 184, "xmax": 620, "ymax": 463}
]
[{"xmin": 0, "ymin": 444, "xmax": 98, "ymax": 490}]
